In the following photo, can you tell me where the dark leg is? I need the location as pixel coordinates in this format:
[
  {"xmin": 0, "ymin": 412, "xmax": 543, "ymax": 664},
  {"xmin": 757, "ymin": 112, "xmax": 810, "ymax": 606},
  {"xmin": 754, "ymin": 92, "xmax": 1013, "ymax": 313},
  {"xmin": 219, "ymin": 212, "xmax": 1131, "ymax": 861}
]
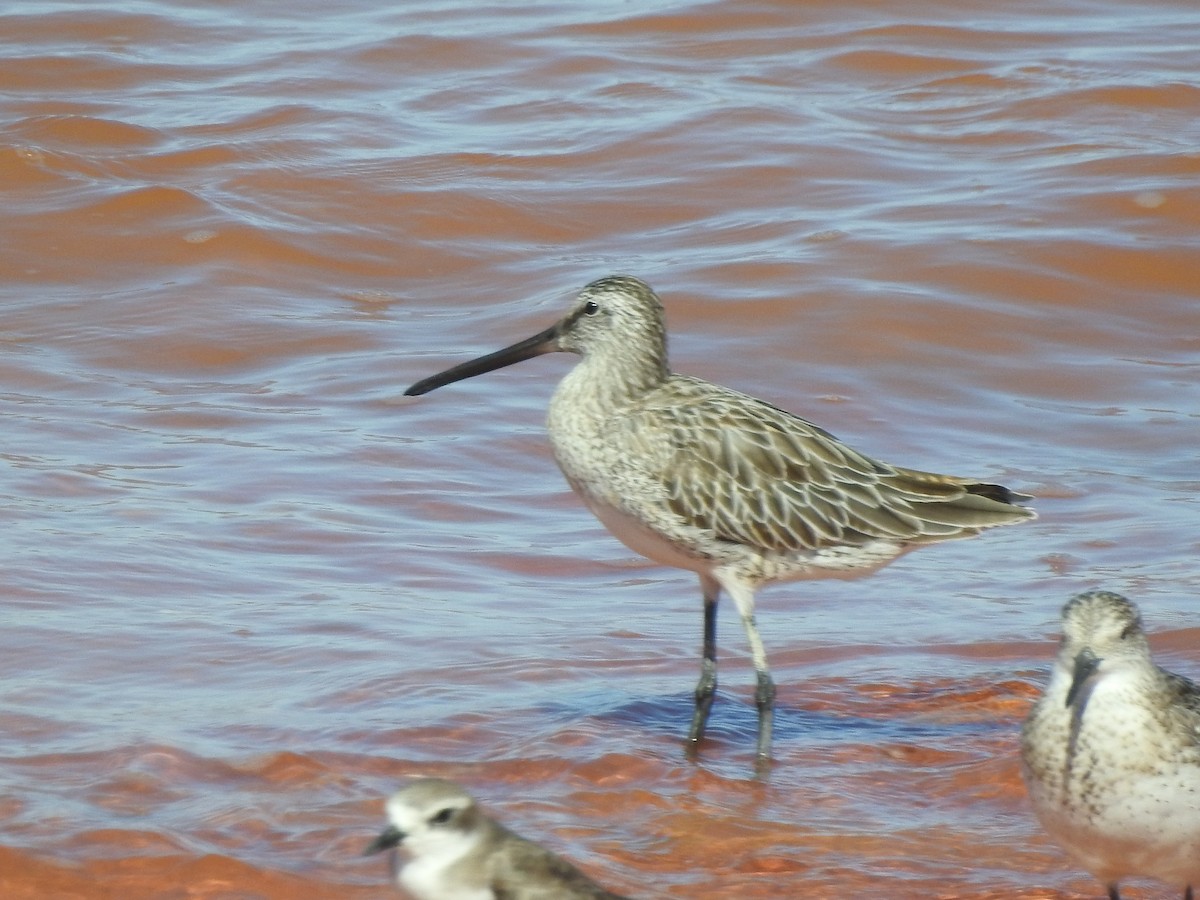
[
  {"xmin": 1184, "ymin": 886, "xmax": 1192, "ymax": 900},
  {"xmin": 1107, "ymin": 884, "xmax": 1120, "ymax": 900},
  {"xmin": 687, "ymin": 576, "xmax": 720, "ymax": 747},
  {"xmin": 719, "ymin": 575, "xmax": 774, "ymax": 766},
  {"xmin": 753, "ymin": 668, "xmax": 776, "ymax": 763}
]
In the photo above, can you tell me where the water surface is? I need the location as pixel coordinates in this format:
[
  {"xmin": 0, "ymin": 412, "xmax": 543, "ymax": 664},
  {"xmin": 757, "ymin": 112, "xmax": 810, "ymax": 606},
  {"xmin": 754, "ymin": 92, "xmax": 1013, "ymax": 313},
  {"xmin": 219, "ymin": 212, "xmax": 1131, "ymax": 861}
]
[{"xmin": 2, "ymin": 1, "xmax": 1198, "ymax": 897}]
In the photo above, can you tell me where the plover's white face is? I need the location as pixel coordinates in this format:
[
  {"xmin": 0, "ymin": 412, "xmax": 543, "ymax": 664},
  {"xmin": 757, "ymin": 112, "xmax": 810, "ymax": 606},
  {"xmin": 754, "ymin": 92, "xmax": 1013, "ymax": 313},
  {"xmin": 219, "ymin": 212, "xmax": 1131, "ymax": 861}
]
[
  {"xmin": 388, "ymin": 779, "xmax": 481, "ymax": 856},
  {"xmin": 365, "ymin": 779, "xmax": 489, "ymax": 898},
  {"xmin": 1057, "ymin": 590, "xmax": 1151, "ymax": 708}
]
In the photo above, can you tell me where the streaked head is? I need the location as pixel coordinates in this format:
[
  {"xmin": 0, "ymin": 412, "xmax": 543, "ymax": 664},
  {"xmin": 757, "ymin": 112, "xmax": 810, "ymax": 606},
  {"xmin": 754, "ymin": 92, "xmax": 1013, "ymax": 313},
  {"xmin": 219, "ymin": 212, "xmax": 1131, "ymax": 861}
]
[
  {"xmin": 1057, "ymin": 590, "xmax": 1150, "ymax": 708},
  {"xmin": 552, "ymin": 275, "xmax": 667, "ymax": 359},
  {"xmin": 403, "ymin": 275, "xmax": 668, "ymax": 397}
]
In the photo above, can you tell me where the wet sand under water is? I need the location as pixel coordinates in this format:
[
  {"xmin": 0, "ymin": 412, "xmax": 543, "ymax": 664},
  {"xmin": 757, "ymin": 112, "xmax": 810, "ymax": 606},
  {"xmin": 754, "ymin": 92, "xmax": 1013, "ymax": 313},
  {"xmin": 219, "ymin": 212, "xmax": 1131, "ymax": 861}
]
[{"xmin": 2, "ymin": 0, "xmax": 1198, "ymax": 897}]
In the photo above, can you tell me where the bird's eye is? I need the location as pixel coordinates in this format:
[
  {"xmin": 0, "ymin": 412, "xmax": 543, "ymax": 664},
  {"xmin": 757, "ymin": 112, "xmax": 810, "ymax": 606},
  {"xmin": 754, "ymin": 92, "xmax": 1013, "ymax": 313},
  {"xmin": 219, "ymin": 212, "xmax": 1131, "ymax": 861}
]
[
  {"xmin": 583, "ymin": 300, "xmax": 599, "ymax": 316},
  {"xmin": 430, "ymin": 808, "xmax": 454, "ymax": 825},
  {"xmin": 1119, "ymin": 623, "xmax": 1137, "ymax": 640}
]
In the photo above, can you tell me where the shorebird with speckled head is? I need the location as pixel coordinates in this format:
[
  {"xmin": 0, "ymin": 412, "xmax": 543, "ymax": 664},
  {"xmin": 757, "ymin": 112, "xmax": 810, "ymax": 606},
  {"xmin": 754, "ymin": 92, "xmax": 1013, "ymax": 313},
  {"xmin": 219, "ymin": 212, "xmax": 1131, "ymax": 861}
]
[
  {"xmin": 406, "ymin": 275, "xmax": 1035, "ymax": 763},
  {"xmin": 364, "ymin": 778, "xmax": 630, "ymax": 900},
  {"xmin": 1021, "ymin": 590, "xmax": 1200, "ymax": 900}
]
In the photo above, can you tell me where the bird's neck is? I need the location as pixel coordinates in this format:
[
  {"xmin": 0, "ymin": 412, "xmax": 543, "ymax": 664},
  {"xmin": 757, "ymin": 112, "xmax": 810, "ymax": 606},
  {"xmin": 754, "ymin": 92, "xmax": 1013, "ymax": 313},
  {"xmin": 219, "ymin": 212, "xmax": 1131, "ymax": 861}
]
[
  {"xmin": 556, "ymin": 346, "xmax": 669, "ymax": 414},
  {"xmin": 400, "ymin": 831, "xmax": 487, "ymax": 900}
]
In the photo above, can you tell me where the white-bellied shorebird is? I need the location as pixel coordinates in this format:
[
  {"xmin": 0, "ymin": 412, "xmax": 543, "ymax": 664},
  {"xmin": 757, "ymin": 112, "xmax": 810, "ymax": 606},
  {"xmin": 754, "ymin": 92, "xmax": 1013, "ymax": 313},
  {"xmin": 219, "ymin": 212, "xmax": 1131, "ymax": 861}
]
[
  {"xmin": 1021, "ymin": 590, "xmax": 1200, "ymax": 900},
  {"xmin": 364, "ymin": 778, "xmax": 630, "ymax": 899},
  {"xmin": 406, "ymin": 275, "xmax": 1035, "ymax": 763}
]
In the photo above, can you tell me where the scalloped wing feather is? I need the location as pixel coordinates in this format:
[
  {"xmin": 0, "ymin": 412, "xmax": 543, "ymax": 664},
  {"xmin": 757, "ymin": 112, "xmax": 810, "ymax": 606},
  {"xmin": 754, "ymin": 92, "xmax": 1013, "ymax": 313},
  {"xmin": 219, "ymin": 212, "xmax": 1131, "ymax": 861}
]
[{"xmin": 648, "ymin": 377, "xmax": 1032, "ymax": 553}]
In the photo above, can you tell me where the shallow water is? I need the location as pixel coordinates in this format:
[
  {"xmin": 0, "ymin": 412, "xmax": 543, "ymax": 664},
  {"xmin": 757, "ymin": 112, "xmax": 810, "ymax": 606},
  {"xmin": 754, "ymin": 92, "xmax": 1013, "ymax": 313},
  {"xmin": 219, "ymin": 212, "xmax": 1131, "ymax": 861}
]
[{"xmin": 1, "ymin": 1, "xmax": 1198, "ymax": 897}]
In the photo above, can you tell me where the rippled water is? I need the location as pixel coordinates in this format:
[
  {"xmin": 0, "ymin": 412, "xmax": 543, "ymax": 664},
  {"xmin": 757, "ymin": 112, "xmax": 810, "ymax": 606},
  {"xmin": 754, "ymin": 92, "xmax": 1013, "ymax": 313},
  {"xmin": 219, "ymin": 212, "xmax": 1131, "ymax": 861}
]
[{"xmin": 2, "ymin": 1, "xmax": 1197, "ymax": 897}]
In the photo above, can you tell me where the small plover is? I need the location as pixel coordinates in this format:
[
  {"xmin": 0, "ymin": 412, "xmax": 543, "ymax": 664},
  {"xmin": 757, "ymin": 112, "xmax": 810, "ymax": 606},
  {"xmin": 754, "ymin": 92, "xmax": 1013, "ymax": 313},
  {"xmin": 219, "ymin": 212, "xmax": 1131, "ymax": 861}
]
[
  {"xmin": 406, "ymin": 275, "xmax": 1035, "ymax": 762},
  {"xmin": 364, "ymin": 778, "xmax": 630, "ymax": 899},
  {"xmin": 1021, "ymin": 590, "xmax": 1200, "ymax": 900}
]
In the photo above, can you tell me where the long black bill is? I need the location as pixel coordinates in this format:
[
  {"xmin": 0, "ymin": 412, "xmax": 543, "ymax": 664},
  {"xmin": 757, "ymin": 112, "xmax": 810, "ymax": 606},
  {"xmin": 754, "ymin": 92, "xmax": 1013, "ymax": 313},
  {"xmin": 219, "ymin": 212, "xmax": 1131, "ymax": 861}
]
[
  {"xmin": 405, "ymin": 322, "xmax": 561, "ymax": 397},
  {"xmin": 363, "ymin": 824, "xmax": 405, "ymax": 856},
  {"xmin": 1064, "ymin": 648, "xmax": 1101, "ymax": 709}
]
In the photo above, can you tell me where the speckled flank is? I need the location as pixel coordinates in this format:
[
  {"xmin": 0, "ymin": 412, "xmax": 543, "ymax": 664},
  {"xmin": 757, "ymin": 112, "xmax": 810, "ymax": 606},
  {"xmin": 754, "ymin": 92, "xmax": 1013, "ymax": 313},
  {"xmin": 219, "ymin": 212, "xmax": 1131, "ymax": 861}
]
[
  {"xmin": 1021, "ymin": 591, "xmax": 1200, "ymax": 898},
  {"xmin": 407, "ymin": 276, "xmax": 1036, "ymax": 762}
]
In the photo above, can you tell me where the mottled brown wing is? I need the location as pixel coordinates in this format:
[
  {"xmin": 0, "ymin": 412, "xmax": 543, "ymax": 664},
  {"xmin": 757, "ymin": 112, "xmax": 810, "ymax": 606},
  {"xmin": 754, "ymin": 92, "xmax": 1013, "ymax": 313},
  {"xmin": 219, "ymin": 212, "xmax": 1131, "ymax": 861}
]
[
  {"xmin": 490, "ymin": 829, "xmax": 628, "ymax": 900},
  {"xmin": 646, "ymin": 377, "xmax": 1031, "ymax": 553},
  {"xmin": 1162, "ymin": 670, "xmax": 1200, "ymax": 742}
]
